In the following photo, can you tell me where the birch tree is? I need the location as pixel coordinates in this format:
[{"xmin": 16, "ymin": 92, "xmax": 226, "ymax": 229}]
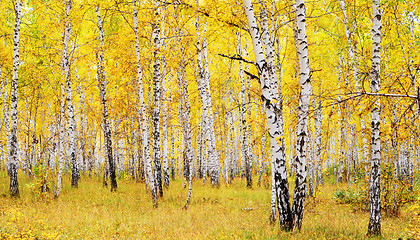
[
  {"xmin": 54, "ymin": 83, "xmax": 66, "ymax": 198},
  {"xmin": 0, "ymin": 67, "xmax": 10, "ymax": 176},
  {"xmin": 178, "ymin": 33, "xmax": 194, "ymax": 209},
  {"xmin": 292, "ymin": 0, "xmax": 312, "ymax": 230},
  {"xmin": 152, "ymin": 0, "xmax": 163, "ymax": 197},
  {"xmin": 162, "ymin": 59, "xmax": 170, "ymax": 188},
  {"xmin": 133, "ymin": 0, "xmax": 157, "ymax": 204},
  {"xmin": 62, "ymin": 0, "xmax": 79, "ymax": 188},
  {"xmin": 9, "ymin": 0, "xmax": 23, "ymax": 197},
  {"xmin": 367, "ymin": 0, "xmax": 382, "ymax": 235},
  {"xmin": 203, "ymin": 22, "xmax": 220, "ymax": 187},
  {"xmin": 96, "ymin": 5, "xmax": 117, "ymax": 192},
  {"xmin": 315, "ymin": 94, "xmax": 323, "ymax": 187},
  {"xmin": 242, "ymin": 0, "xmax": 293, "ymax": 231},
  {"xmin": 237, "ymin": 31, "xmax": 250, "ymax": 186}
]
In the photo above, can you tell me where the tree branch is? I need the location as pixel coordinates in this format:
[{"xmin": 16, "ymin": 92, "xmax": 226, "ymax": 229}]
[{"xmin": 218, "ymin": 53, "xmax": 255, "ymax": 66}]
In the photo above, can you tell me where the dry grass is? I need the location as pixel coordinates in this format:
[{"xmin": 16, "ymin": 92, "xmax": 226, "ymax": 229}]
[{"xmin": 0, "ymin": 171, "xmax": 417, "ymax": 239}]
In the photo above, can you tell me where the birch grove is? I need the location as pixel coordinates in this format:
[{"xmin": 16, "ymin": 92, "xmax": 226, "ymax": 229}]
[{"xmin": 0, "ymin": 0, "xmax": 418, "ymax": 237}]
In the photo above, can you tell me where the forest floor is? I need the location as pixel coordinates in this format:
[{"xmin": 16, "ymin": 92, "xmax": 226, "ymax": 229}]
[{"xmin": 0, "ymin": 171, "xmax": 419, "ymax": 239}]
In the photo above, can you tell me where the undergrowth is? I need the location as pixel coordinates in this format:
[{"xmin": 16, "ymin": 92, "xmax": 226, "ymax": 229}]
[{"xmin": 0, "ymin": 171, "xmax": 418, "ymax": 239}]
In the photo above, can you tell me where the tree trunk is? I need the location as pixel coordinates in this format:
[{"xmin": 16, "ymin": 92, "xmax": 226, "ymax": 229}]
[
  {"xmin": 237, "ymin": 31, "xmax": 250, "ymax": 187},
  {"xmin": 0, "ymin": 67, "xmax": 10, "ymax": 175},
  {"xmin": 9, "ymin": 0, "xmax": 23, "ymax": 197},
  {"xmin": 168, "ymin": 80, "xmax": 176, "ymax": 181},
  {"xmin": 367, "ymin": 0, "xmax": 382, "ymax": 235},
  {"xmin": 177, "ymin": 32, "xmax": 194, "ymax": 209},
  {"xmin": 133, "ymin": 0, "xmax": 157, "ymax": 205},
  {"xmin": 308, "ymin": 116, "xmax": 314, "ymax": 197},
  {"xmin": 292, "ymin": 0, "xmax": 312, "ymax": 231},
  {"xmin": 55, "ymin": 83, "xmax": 66, "ymax": 198},
  {"xmin": 162, "ymin": 58, "xmax": 169, "ymax": 188},
  {"xmin": 338, "ymin": 96, "xmax": 345, "ymax": 183},
  {"xmin": 315, "ymin": 95, "xmax": 323, "ymax": 187},
  {"xmin": 96, "ymin": 5, "xmax": 117, "ymax": 192},
  {"xmin": 151, "ymin": 0, "xmax": 163, "ymax": 197},
  {"xmin": 62, "ymin": 0, "xmax": 78, "ymax": 188},
  {"xmin": 202, "ymin": 22, "xmax": 220, "ymax": 187},
  {"xmin": 242, "ymin": 0, "xmax": 293, "ymax": 231},
  {"xmin": 76, "ymin": 71, "xmax": 87, "ymax": 176}
]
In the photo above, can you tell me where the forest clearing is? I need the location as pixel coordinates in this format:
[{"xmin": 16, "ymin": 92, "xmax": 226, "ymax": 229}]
[
  {"xmin": 0, "ymin": 0, "xmax": 420, "ymax": 238},
  {"xmin": 0, "ymin": 173, "xmax": 418, "ymax": 239}
]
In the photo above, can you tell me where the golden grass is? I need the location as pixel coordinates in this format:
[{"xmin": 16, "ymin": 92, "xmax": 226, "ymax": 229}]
[{"xmin": 0, "ymin": 171, "xmax": 417, "ymax": 239}]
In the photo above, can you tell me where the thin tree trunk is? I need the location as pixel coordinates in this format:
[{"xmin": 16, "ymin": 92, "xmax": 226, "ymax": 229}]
[
  {"xmin": 292, "ymin": 0, "xmax": 312, "ymax": 231},
  {"xmin": 151, "ymin": 0, "xmax": 163, "ymax": 197},
  {"xmin": 367, "ymin": 0, "xmax": 382, "ymax": 235},
  {"xmin": 162, "ymin": 60, "xmax": 169, "ymax": 188},
  {"xmin": 195, "ymin": 7, "xmax": 209, "ymax": 183},
  {"xmin": 338, "ymin": 96, "xmax": 345, "ymax": 183},
  {"xmin": 96, "ymin": 5, "xmax": 117, "ymax": 192},
  {"xmin": 202, "ymin": 22, "xmax": 220, "ymax": 187},
  {"xmin": 168, "ymin": 81, "xmax": 176, "ymax": 181},
  {"xmin": 30, "ymin": 84, "xmax": 41, "ymax": 173},
  {"xmin": 315, "ymin": 95, "xmax": 323, "ymax": 187},
  {"xmin": 62, "ymin": 0, "xmax": 78, "ymax": 188},
  {"xmin": 242, "ymin": 0, "xmax": 293, "ymax": 231},
  {"xmin": 133, "ymin": 0, "xmax": 157, "ymax": 204},
  {"xmin": 76, "ymin": 70, "xmax": 87, "ymax": 176},
  {"xmin": 9, "ymin": 0, "xmax": 23, "ymax": 197},
  {"xmin": 177, "ymin": 33, "xmax": 194, "ymax": 209},
  {"xmin": 308, "ymin": 115, "xmax": 314, "ymax": 197},
  {"xmin": 237, "ymin": 31, "xmax": 250, "ymax": 187},
  {"xmin": 55, "ymin": 83, "xmax": 66, "ymax": 198},
  {"xmin": 0, "ymin": 67, "xmax": 10, "ymax": 175}
]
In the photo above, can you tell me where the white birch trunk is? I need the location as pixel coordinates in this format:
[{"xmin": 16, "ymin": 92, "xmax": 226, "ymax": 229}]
[
  {"xmin": 292, "ymin": 0, "xmax": 312, "ymax": 230},
  {"xmin": 162, "ymin": 58, "xmax": 169, "ymax": 188},
  {"xmin": 195, "ymin": 9, "xmax": 209, "ymax": 183},
  {"xmin": 133, "ymin": 0, "xmax": 157, "ymax": 204},
  {"xmin": 96, "ymin": 5, "xmax": 117, "ymax": 191},
  {"xmin": 332, "ymin": 106, "xmax": 337, "ymax": 181},
  {"xmin": 243, "ymin": 0, "xmax": 293, "ymax": 230},
  {"xmin": 315, "ymin": 96, "xmax": 323, "ymax": 187},
  {"xmin": 338, "ymin": 96, "xmax": 345, "ymax": 183},
  {"xmin": 203, "ymin": 22, "xmax": 220, "ymax": 187},
  {"xmin": 177, "ymin": 34, "xmax": 194, "ymax": 208},
  {"xmin": 55, "ymin": 83, "xmax": 66, "ymax": 198},
  {"xmin": 367, "ymin": 0, "xmax": 382, "ymax": 235},
  {"xmin": 9, "ymin": 0, "xmax": 23, "ymax": 197},
  {"xmin": 62, "ymin": 0, "xmax": 78, "ymax": 188},
  {"xmin": 307, "ymin": 114, "xmax": 314, "ymax": 196},
  {"xmin": 151, "ymin": 0, "xmax": 163, "ymax": 197},
  {"xmin": 0, "ymin": 68, "xmax": 10, "ymax": 175},
  {"xmin": 247, "ymin": 56, "xmax": 253, "ymax": 187},
  {"xmin": 168, "ymin": 81, "xmax": 176, "ymax": 181},
  {"xmin": 76, "ymin": 73, "xmax": 87, "ymax": 175},
  {"xmin": 229, "ymin": 97, "xmax": 235, "ymax": 182},
  {"xmin": 237, "ymin": 31, "xmax": 250, "ymax": 186}
]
